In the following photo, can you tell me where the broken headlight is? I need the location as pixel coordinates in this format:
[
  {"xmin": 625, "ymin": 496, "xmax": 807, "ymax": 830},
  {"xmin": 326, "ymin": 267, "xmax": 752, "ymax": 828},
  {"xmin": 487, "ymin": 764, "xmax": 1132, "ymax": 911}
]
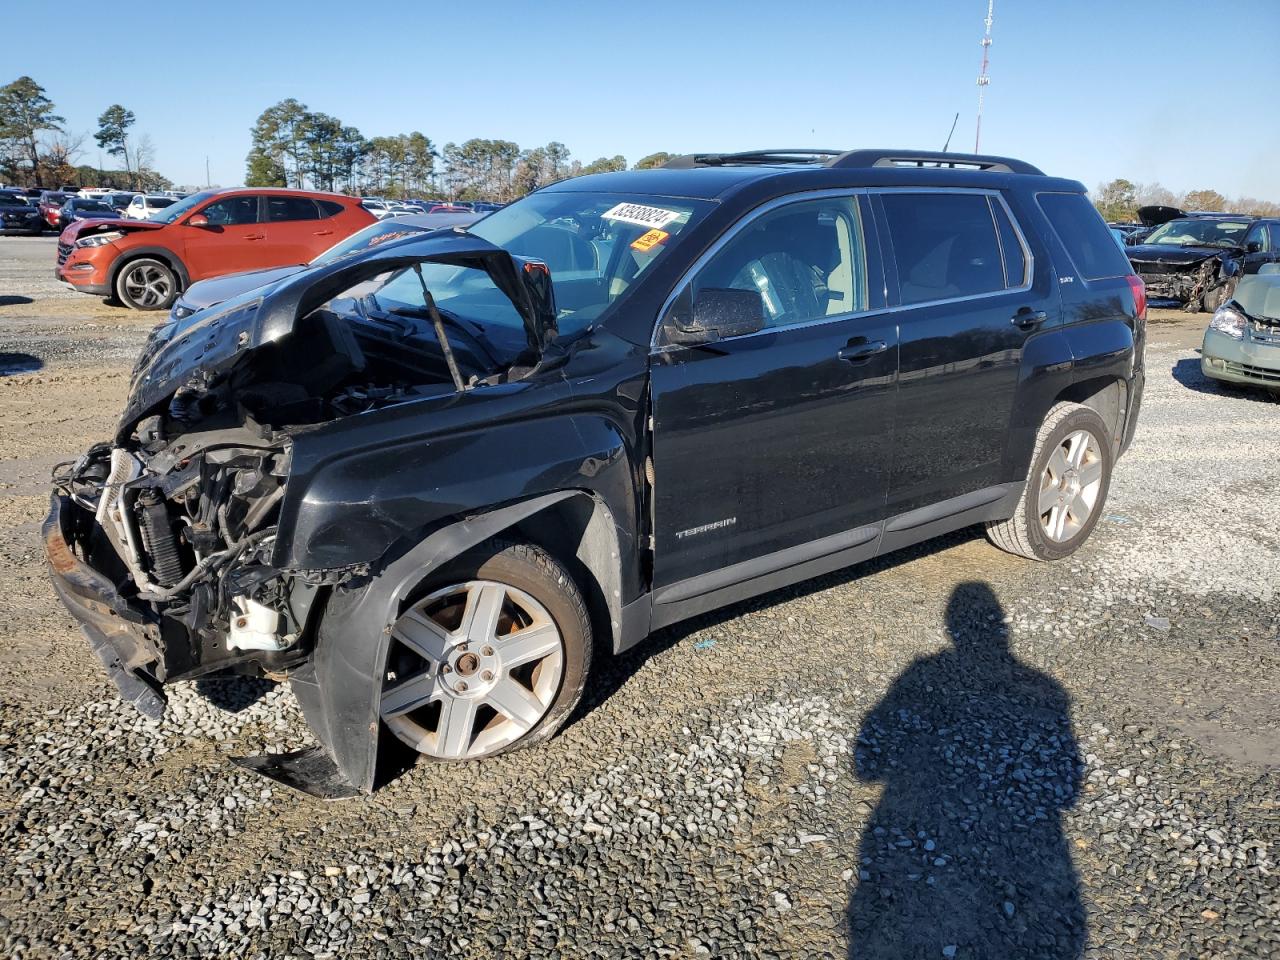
[{"xmin": 1209, "ymin": 304, "xmax": 1246, "ymax": 340}]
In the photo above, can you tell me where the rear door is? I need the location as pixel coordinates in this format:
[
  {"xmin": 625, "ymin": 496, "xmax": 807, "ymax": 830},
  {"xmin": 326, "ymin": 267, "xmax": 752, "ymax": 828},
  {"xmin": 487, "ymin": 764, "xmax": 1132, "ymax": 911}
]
[
  {"xmin": 874, "ymin": 188, "xmax": 1056, "ymax": 516},
  {"xmin": 181, "ymin": 194, "xmax": 266, "ymax": 279},
  {"xmin": 261, "ymin": 195, "xmax": 330, "ymax": 264},
  {"xmin": 649, "ymin": 192, "xmax": 897, "ymax": 589}
]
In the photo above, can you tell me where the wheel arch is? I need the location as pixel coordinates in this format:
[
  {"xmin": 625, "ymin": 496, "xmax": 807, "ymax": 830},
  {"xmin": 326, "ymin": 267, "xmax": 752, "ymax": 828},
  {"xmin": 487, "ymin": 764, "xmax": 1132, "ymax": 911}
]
[
  {"xmin": 294, "ymin": 489, "xmax": 625, "ymax": 793},
  {"xmin": 1053, "ymin": 376, "xmax": 1128, "ymax": 456},
  {"xmin": 108, "ymin": 246, "xmax": 191, "ymax": 293}
]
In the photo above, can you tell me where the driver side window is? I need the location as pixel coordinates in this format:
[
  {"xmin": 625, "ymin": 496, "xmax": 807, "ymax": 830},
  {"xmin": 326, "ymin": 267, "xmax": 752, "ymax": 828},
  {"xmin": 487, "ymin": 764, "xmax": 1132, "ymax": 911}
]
[
  {"xmin": 693, "ymin": 196, "xmax": 867, "ymax": 330},
  {"xmin": 201, "ymin": 195, "xmax": 260, "ymax": 226}
]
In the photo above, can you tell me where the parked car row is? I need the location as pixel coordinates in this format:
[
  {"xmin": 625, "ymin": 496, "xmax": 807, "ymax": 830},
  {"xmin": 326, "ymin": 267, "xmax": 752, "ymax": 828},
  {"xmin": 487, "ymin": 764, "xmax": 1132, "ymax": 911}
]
[
  {"xmin": 360, "ymin": 197, "xmax": 503, "ymax": 219},
  {"xmin": 53, "ymin": 186, "xmax": 480, "ymax": 310},
  {"xmin": 0, "ymin": 185, "xmax": 184, "ymax": 233}
]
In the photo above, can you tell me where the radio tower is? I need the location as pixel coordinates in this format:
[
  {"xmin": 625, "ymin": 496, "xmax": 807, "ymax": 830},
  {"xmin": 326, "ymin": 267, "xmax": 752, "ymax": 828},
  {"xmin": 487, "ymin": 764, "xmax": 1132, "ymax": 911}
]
[{"xmin": 974, "ymin": 0, "xmax": 994, "ymax": 153}]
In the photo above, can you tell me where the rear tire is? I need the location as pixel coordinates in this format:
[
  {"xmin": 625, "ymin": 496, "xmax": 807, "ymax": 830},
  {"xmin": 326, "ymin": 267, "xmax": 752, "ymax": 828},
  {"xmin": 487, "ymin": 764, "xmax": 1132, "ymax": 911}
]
[
  {"xmin": 114, "ymin": 257, "xmax": 178, "ymax": 311},
  {"xmin": 986, "ymin": 402, "xmax": 1114, "ymax": 561},
  {"xmin": 377, "ymin": 540, "xmax": 591, "ymax": 762}
]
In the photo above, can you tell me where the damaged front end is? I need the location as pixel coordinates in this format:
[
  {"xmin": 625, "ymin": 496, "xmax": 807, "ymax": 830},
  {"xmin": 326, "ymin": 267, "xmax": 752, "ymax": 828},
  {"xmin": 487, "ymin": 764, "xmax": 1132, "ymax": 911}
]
[
  {"xmin": 1129, "ymin": 252, "xmax": 1226, "ymax": 310},
  {"xmin": 43, "ymin": 231, "xmax": 557, "ymax": 780}
]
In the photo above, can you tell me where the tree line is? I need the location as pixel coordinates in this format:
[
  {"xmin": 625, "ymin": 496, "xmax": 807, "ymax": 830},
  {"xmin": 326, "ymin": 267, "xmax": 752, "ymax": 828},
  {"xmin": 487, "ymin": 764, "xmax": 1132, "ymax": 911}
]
[
  {"xmin": 0, "ymin": 76, "xmax": 174, "ymax": 191},
  {"xmin": 1093, "ymin": 178, "xmax": 1280, "ymax": 222},
  {"xmin": 245, "ymin": 98, "xmax": 671, "ymax": 200}
]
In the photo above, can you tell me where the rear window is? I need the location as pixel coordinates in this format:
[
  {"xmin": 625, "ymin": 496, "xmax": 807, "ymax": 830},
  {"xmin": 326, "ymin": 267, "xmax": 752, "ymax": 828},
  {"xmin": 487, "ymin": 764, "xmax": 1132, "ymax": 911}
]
[
  {"xmin": 149, "ymin": 197, "xmax": 176, "ymax": 209},
  {"xmin": 1038, "ymin": 192, "xmax": 1132, "ymax": 281},
  {"xmin": 318, "ymin": 199, "xmax": 345, "ymax": 218},
  {"xmin": 880, "ymin": 192, "xmax": 1010, "ymax": 305}
]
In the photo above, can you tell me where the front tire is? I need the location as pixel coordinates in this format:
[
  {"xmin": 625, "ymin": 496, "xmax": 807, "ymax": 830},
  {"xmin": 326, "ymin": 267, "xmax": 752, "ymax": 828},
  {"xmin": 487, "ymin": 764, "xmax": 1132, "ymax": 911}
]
[
  {"xmin": 986, "ymin": 402, "xmax": 1114, "ymax": 561},
  {"xmin": 378, "ymin": 540, "xmax": 591, "ymax": 762},
  {"xmin": 114, "ymin": 257, "xmax": 178, "ymax": 311}
]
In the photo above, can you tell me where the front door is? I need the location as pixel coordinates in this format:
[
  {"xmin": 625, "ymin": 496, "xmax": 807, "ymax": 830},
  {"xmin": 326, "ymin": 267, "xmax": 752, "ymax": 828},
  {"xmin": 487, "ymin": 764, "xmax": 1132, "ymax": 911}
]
[
  {"xmin": 650, "ymin": 193, "xmax": 896, "ymax": 588},
  {"xmin": 180, "ymin": 194, "xmax": 265, "ymax": 279}
]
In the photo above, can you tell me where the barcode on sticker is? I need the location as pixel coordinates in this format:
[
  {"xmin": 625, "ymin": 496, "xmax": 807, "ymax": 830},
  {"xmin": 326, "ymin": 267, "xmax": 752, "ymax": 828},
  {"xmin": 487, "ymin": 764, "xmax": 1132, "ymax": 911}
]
[{"xmin": 601, "ymin": 202, "xmax": 681, "ymax": 230}]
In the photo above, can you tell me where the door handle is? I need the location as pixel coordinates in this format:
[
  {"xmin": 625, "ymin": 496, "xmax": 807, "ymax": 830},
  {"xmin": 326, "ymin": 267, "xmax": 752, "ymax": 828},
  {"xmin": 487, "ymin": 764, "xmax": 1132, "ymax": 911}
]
[
  {"xmin": 838, "ymin": 338, "xmax": 888, "ymax": 363},
  {"xmin": 1011, "ymin": 308, "xmax": 1048, "ymax": 330},
  {"xmin": 245, "ymin": 233, "xmax": 266, "ymax": 241},
  {"xmin": 313, "ymin": 229, "xmax": 334, "ymax": 237}
]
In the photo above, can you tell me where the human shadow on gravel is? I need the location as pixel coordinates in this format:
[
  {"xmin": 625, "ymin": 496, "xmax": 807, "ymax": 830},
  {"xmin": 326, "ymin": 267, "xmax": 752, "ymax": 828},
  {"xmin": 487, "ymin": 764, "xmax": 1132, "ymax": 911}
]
[
  {"xmin": 847, "ymin": 581, "xmax": 1084, "ymax": 960},
  {"xmin": 0, "ymin": 295, "xmax": 34, "ymax": 306},
  {"xmin": 1171, "ymin": 356, "xmax": 1279, "ymax": 403}
]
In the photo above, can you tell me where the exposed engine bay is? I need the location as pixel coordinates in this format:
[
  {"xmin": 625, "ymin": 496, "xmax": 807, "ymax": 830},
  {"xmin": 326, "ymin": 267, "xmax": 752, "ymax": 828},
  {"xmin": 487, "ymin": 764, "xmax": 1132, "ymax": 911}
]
[{"xmin": 50, "ymin": 284, "xmax": 534, "ymax": 684}]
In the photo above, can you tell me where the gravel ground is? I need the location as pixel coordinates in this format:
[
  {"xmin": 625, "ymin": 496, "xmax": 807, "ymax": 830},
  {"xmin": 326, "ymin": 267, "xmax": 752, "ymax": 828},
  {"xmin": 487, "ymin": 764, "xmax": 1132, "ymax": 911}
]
[{"xmin": 1, "ymin": 236, "xmax": 1277, "ymax": 959}]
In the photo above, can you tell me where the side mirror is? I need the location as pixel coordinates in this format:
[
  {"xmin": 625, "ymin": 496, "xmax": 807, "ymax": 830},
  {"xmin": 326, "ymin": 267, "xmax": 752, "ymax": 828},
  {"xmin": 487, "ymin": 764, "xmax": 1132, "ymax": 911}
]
[
  {"xmin": 1246, "ymin": 241, "xmax": 1263, "ymax": 253},
  {"xmin": 187, "ymin": 214, "xmax": 210, "ymax": 228},
  {"xmin": 665, "ymin": 286, "xmax": 766, "ymax": 345}
]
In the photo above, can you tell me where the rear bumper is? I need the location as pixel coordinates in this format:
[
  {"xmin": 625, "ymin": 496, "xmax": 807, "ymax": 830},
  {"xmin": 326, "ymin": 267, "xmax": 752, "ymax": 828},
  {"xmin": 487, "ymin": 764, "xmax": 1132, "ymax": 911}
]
[{"xmin": 42, "ymin": 493, "xmax": 166, "ymax": 716}]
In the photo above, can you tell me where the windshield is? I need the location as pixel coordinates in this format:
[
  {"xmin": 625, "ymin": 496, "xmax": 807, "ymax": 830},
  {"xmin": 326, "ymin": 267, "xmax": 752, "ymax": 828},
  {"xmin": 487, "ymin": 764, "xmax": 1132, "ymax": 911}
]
[
  {"xmin": 0, "ymin": 195, "xmax": 29, "ymax": 206},
  {"xmin": 313, "ymin": 220, "xmax": 431, "ymax": 266},
  {"xmin": 458, "ymin": 190, "xmax": 713, "ymax": 334},
  {"xmin": 149, "ymin": 190, "xmax": 215, "ymax": 224},
  {"xmin": 1144, "ymin": 218, "xmax": 1251, "ymax": 248},
  {"xmin": 75, "ymin": 201, "xmax": 113, "ymax": 214}
]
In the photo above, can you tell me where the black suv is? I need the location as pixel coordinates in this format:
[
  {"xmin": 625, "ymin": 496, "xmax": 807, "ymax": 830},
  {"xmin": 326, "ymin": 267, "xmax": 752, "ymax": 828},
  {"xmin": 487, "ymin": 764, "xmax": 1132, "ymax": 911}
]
[{"xmin": 45, "ymin": 149, "xmax": 1146, "ymax": 796}]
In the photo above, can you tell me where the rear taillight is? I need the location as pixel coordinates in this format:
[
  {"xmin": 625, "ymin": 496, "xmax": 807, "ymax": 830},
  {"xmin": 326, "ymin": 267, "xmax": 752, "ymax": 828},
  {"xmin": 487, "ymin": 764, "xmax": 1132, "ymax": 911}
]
[{"xmin": 1125, "ymin": 274, "xmax": 1146, "ymax": 322}]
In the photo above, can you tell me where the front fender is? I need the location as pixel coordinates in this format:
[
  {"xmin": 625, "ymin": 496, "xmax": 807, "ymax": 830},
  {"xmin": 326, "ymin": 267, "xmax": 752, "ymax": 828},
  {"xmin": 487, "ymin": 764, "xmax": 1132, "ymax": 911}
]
[
  {"xmin": 278, "ymin": 403, "xmax": 638, "ymax": 576},
  {"xmin": 292, "ymin": 490, "xmax": 587, "ymax": 792}
]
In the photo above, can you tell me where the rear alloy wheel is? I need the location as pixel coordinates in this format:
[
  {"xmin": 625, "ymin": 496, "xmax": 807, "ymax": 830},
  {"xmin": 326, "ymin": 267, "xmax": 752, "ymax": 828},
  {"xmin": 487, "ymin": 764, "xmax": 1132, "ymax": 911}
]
[
  {"xmin": 985, "ymin": 402, "xmax": 1114, "ymax": 561},
  {"xmin": 115, "ymin": 257, "xmax": 178, "ymax": 311},
  {"xmin": 379, "ymin": 542, "xmax": 591, "ymax": 761}
]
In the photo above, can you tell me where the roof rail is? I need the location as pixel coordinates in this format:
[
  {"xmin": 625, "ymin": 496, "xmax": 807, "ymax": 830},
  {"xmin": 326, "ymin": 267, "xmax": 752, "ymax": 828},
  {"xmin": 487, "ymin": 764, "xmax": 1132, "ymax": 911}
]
[
  {"xmin": 827, "ymin": 149, "xmax": 1044, "ymax": 175},
  {"xmin": 662, "ymin": 149, "xmax": 845, "ymax": 169}
]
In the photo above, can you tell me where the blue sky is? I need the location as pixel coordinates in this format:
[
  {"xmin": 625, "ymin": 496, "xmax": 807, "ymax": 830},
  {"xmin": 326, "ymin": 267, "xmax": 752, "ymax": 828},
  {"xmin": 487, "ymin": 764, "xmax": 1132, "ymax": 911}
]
[{"xmin": 7, "ymin": 0, "xmax": 1279, "ymax": 199}]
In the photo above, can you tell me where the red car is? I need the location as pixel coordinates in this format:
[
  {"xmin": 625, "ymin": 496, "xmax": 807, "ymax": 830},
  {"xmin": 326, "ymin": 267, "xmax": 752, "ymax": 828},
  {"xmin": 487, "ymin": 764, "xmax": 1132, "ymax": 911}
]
[{"xmin": 55, "ymin": 188, "xmax": 376, "ymax": 310}]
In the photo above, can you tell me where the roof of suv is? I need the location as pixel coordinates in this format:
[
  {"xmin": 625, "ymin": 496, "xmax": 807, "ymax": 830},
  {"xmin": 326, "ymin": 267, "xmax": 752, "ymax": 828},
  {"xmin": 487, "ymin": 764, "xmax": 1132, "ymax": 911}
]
[{"xmin": 544, "ymin": 148, "xmax": 1084, "ymax": 201}]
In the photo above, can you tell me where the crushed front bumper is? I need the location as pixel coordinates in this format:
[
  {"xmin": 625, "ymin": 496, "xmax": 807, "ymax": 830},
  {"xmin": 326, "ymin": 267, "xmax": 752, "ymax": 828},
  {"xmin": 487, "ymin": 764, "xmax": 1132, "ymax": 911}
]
[
  {"xmin": 42, "ymin": 492, "xmax": 166, "ymax": 717},
  {"xmin": 1201, "ymin": 328, "xmax": 1280, "ymax": 389}
]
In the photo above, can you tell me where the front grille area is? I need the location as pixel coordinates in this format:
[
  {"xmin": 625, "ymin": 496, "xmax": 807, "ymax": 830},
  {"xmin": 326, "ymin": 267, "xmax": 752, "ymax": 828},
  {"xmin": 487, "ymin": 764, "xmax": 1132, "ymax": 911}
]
[
  {"xmin": 1223, "ymin": 360, "xmax": 1280, "ymax": 383},
  {"xmin": 1249, "ymin": 323, "xmax": 1280, "ymax": 345},
  {"xmin": 56, "ymin": 242, "xmax": 72, "ymax": 265}
]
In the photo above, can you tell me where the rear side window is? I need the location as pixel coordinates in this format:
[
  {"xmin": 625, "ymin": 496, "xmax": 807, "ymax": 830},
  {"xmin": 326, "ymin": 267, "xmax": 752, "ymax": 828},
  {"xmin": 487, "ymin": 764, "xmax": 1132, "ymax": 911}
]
[
  {"xmin": 1038, "ymin": 192, "xmax": 1132, "ymax": 280},
  {"xmin": 1269, "ymin": 223, "xmax": 1280, "ymax": 251},
  {"xmin": 879, "ymin": 192, "xmax": 1009, "ymax": 305},
  {"xmin": 317, "ymin": 199, "xmax": 345, "ymax": 218},
  {"xmin": 267, "ymin": 196, "xmax": 319, "ymax": 222},
  {"xmin": 991, "ymin": 200, "xmax": 1029, "ymax": 287}
]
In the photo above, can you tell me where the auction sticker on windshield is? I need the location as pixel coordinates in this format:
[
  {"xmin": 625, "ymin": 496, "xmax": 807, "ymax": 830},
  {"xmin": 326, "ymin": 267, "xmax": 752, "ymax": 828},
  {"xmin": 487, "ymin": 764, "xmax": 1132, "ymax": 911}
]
[
  {"xmin": 630, "ymin": 228, "xmax": 669, "ymax": 252},
  {"xmin": 602, "ymin": 202, "xmax": 682, "ymax": 230}
]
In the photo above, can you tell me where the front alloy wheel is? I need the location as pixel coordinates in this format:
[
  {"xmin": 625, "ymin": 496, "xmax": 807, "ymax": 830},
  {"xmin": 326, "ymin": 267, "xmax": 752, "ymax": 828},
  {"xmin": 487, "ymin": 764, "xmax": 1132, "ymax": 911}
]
[
  {"xmin": 115, "ymin": 258, "xmax": 177, "ymax": 310},
  {"xmin": 378, "ymin": 542, "xmax": 592, "ymax": 762}
]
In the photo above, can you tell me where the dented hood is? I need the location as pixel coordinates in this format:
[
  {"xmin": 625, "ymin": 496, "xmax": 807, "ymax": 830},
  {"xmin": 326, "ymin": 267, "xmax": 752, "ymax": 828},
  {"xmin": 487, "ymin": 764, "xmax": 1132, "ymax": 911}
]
[
  {"xmin": 117, "ymin": 231, "xmax": 554, "ymax": 440},
  {"xmin": 61, "ymin": 217, "xmax": 166, "ymax": 243}
]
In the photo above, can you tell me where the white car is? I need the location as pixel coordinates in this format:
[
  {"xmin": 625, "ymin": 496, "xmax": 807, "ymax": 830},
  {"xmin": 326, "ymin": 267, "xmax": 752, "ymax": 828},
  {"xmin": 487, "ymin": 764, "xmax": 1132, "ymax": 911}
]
[
  {"xmin": 124, "ymin": 195, "xmax": 179, "ymax": 220},
  {"xmin": 360, "ymin": 198, "xmax": 397, "ymax": 220}
]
